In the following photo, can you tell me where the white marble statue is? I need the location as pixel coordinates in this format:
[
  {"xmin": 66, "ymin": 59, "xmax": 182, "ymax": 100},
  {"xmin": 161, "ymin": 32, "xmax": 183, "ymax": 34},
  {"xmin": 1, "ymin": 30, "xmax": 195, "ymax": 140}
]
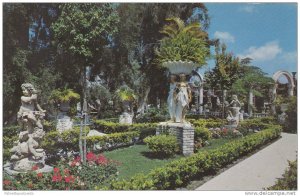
[
  {"xmin": 174, "ymin": 74, "xmax": 192, "ymax": 123},
  {"xmin": 9, "ymin": 83, "xmax": 47, "ymax": 172},
  {"xmin": 227, "ymin": 94, "xmax": 241, "ymax": 125},
  {"xmin": 167, "ymin": 74, "xmax": 177, "ymax": 121}
]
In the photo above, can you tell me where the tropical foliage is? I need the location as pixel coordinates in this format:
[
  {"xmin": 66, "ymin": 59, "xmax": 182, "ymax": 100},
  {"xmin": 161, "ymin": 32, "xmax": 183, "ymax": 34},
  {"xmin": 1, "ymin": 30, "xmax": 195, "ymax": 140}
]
[
  {"xmin": 156, "ymin": 17, "xmax": 210, "ymax": 65},
  {"xmin": 49, "ymin": 88, "xmax": 80, "ymax": 103}
]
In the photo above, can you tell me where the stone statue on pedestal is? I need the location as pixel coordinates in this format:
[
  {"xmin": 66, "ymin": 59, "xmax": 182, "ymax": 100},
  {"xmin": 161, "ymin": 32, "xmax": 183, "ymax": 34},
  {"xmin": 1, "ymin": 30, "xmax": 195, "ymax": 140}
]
[
  {"xmin": 226, "ymin": 95, "xmax": 242, "ymax": 126},
  {"xmin": 6, "ymin": 83, "xmax": 51, "ymax": 174}
]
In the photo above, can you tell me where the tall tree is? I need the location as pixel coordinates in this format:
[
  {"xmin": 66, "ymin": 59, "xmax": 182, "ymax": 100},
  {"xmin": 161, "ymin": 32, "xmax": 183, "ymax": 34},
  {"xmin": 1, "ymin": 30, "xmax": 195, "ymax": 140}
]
[
  {"xmin": 205, "ymin": 41, "xmax": 241, "ymax": 117},
  {"xmin": 98, "ymin": 3, "xmax": 211, "ymax": 114},
  {"xmin": 231, "ymin": 59, "xmax": 274, "ymax": 114},
  {"xmin": 3, "ymin": 4, "xmax": 60, "ymax": 123},
  {"xmin": 51, "ymin": 3, "xmax": 119, "ymax": 162}
]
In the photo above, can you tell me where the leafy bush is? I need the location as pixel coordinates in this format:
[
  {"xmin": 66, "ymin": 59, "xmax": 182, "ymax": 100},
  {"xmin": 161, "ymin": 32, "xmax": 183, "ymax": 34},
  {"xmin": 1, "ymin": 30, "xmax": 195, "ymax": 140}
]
[
  {"xmin": 3, "ymin": 152, "xmax": 118, "ymax": 190},
  {"xmin": 189, "ymin": 118, "xmax": 226, "ymax": 128},
  {"xmin": 144, "ymin": 135, "xmax": 179, "ymax": 157},
  {"xmin": 110, "ymin": 125, "xmax": 282, "ymax": 190},
  {"xmin": 194, "ymin": 127, "xmax": 212, "ymax": 141},
  {"xmin": 86, "ymin": 131, "xmax": 139, "ymax": 151},
  {"xmin": 93, "ymin": 120, "xmax": 157, "ymax": 134},
  {"xmin": 42, "ymin": 128, "xmax": 139, "ymax": 155},
  {"xmin": 155, "ymin": 17, "xmax": 209, "ymax": 65},
  {"xmin": 283, "ymin": 96, "xmax": 297, "ymax": 133},
  {"xmin": 267, "ymin": 160, "xmax": 297, "ymax": 190},
  {"xmin": 239, "ymin": 117, "xmax": 277, "ymax": 131},
  {"xmin": 135, "ymin": 107, "xmax": 169, "ymax": 123}
]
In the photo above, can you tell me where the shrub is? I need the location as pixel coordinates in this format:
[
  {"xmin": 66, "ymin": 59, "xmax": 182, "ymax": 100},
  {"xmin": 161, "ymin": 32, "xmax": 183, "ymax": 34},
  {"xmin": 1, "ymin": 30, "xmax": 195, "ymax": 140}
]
[
  {"xmin": 283, "ymin": 96, "xmax": 297, "ymax": 133},
  {"xmin": 135, "ymin": 107, "xmax": 169, "ymax": 123},
  {"xmin": 110, "ymin": 125, "xmax": 282, "ymax": 190},
  {"xmin": 189, "ymin": 118, "xmax": 226, "ymax": 128},
  {"xmin": 194, "ymin": 127, "xmax": 212, "ymax": 141},
  {"xmin": 239, "ymin": 117, "xmax": 277, "ymax": 131},
  {"xmin": 93, "ymin": 120, "xmax": 157, "ymax": 134},
  {"xmin": 3, "ymin": 153, "xmax": 118, "ymax": 190},
  {"xmin": 267, "ymin": 160, "xmax": 297, "ymax": 190},
  {"xmin": 86, "ymin": 131, "xmax": 139, "ymax": 151},
  {"xmin": 144, "ymin": 135, "xmax": 179, "ymax": 157},
  {"xmin": 3, "ymin": 125, "xmax": 20, "ymax": 137}
]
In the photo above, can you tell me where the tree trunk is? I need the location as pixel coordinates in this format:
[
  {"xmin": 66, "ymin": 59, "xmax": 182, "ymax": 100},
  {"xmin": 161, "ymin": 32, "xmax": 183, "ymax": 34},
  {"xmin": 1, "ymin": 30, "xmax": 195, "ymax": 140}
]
[
  {"xmin": 137, "ymin": 87, "xmax": 150, "ymax": 116},
  {"xmin": 248, "ymin": 88, "xmax": 254, "ymax": 117}
]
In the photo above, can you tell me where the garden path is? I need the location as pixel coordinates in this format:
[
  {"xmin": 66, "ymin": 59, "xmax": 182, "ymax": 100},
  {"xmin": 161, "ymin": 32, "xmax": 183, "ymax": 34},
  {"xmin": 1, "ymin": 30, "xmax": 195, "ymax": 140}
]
[{"xmin": 196, "ymin": 133, "xmax": 297, "ymax": 191}]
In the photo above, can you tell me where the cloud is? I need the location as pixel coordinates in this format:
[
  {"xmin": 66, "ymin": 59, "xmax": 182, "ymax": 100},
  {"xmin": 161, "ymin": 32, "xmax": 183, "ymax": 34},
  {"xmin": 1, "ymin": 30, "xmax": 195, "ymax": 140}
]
[
  {"xmin": 237, "ymin": 41, "xmax": 282, "ymax": 61},
  {"xmin": 238, "ymin": 5, "xmax": 257, "ymax": 13},
  {"xmin": 214, "ymin": 31, "xmax": 235, "ymax": 43},
  {"xmin": 281, "ymin": 51, "xmax": 297, "ymax": 63}
]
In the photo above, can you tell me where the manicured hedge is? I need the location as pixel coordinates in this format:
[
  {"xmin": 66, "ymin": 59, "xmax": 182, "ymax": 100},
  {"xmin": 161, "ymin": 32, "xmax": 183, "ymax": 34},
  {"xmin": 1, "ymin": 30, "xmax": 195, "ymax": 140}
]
[
  {"xmin": 110, "ymin": 125, "xmax": 282, "ymax": 190},
  {"xmin": 239, "ymin": 117, "xmax": 277, "ymax": 130},
  {"xmin": 189, "ymin": 118, "xmax": 226, "ymax": 128},
  {"xmin": 144, "ymin": 135, "xmax": 179, "ymax": 157},
  {"xmin": 86, "ymin": 131, "xmax": 139, "ymax": 151},
  {"xmin": 42, "ymin": 128, "xmax": 140, "ymax": 154},
  {"xmin": 93, "ymin": 120, "xmax": 157, "ymax": 135}
]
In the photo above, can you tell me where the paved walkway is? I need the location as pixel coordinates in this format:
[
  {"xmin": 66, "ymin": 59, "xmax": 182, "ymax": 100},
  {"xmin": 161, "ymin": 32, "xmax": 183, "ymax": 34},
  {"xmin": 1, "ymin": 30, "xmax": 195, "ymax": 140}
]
[{"xmin": 196, "ymin": 133, "xmax": 297, "ymax": 191}]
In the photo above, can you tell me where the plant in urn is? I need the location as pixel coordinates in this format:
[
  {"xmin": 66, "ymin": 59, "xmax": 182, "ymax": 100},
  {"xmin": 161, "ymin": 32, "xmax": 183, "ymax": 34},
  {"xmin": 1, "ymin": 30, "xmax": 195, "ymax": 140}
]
[{"xmin": 155, "ymin": 17, "xmax": 209, "ymax": 123}]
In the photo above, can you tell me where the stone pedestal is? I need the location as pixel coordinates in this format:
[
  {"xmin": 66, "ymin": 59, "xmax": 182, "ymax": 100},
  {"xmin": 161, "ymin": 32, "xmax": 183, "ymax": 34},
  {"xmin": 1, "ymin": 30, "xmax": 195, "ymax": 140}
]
[
  {"xmin": 156, "ymin": 122, "xmax": 194, "ymax": 156},
  {"xmin": 56, "ymin": 113, "xmax": 73, "ymax": 133},
  {"xmin": 4, "ymin": 164, "xmax": 53, "ymax": 176},
  {"xmin": 119, "ymin": 112, "xmax": 133, "ymax": 125}
]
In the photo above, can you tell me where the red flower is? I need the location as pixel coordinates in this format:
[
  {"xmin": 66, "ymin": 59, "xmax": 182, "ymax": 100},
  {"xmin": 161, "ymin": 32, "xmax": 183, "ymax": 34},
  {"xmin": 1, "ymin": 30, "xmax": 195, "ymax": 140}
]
[
  {"xmin": 36, "ymin": 173, "xmax": 43, "ymax": 178},
  {"xmin": 70, "ymin": 161, "xmax": 76, "ymax": 167},
  {"xmin": 64, "ymin": 175, "xmax": 75, "ymax": 183},
  {"xmin": 28, "ymin": 183, "xmax": 33, "ymax": 189},
  {"xmin": 86, "ymin": 152, "xmax": 96, "ymax": 162},
  {"xmin": 96, "ymin": 154, "xmax": 108, "ymax": 165},
  {"xmin": 32, "ymin": 165, "xmax": 39, "ymax": 171},
  {"xmin": 53, "ymin": 167, "xmax": 60, "ymax": 174},
  {"xmin": 52, "ymin": 175, "xmax": 62, "ymax": 182},
  {"xmin": 75, "ymin": 156, "xmax": 81, "ymax": 162},
  {"xmin": 64, "ymin": 168, "xmax": 70, "ymax": 175},
  {"xmin": 3, "ymin": 180, "xmax": 11, "ymax": 186}
]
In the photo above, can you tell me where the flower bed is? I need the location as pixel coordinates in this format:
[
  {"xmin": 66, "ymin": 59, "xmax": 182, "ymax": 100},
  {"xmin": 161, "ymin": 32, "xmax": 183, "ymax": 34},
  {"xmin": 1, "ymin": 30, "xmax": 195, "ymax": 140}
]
[
  {"xmin": 109, "ymin": 125, "xmax": 282, "ymax": 190},
  {"xmin": 3, "ymin": 152, "xmax": 118, "ymax": 190}
]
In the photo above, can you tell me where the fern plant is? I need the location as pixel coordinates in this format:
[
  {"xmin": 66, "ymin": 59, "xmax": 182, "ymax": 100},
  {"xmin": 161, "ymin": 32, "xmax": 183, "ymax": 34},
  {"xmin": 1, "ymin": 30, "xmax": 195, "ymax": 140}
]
[
  {"xmin": 50, "ymin": 88, "xmax": 80, "ymax": 103},
  {"xmin": 155, "ymin": 17, "xmax": 210, "ymax": 66},
  {"xmin": 115, "ymin": 85, "xmax": 136, "ymax": 102}
]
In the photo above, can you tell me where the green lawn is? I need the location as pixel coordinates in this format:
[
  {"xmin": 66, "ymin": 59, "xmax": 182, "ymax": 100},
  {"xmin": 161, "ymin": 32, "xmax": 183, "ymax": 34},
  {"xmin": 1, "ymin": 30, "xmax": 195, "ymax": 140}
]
[
  {"xmin": 104, "ymin": 137, "xmax": 235, "ymax": 180},
  {"xmin": 103, "ymin": 144, "xmax": 181, "ymax": 179}
]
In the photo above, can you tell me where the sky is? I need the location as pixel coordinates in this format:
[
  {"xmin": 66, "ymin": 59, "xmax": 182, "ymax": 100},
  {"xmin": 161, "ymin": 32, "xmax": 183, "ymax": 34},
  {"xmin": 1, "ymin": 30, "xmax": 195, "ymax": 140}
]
[{"xmin": 202, "ymin": 3, "xmax": 297, "ymax": 79}]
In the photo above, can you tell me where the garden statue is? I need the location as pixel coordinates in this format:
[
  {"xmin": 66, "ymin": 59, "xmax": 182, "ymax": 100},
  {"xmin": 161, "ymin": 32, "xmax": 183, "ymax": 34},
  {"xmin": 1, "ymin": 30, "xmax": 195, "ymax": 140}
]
[
  {"xmin": 6, "ymin": 83, "xmax": 51, "ymax": 173},
  {"xmin": 167, "ymin": 74, "xmax": 177, "ymax": 121},
  {"xmin": 174, "ymin": 74, "xmax": 192, "ymax": 123},
  {"xmin": 226, "ymin": 95, "xmax": 242, "ymax": 126}
]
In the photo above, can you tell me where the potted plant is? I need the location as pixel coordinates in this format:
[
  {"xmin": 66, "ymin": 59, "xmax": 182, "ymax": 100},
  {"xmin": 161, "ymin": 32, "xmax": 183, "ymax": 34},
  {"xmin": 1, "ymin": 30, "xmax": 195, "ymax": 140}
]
[
  {"xmin": 155, "ymin": 17, "xmax": 210, "ymax": 74},
  {"xmin": 50, "ymin": 88, "xmax": 80, "ymax": 113},
  {"xmin": 115, "ymin": 85, "xmax": 136, "ymax": 113}
]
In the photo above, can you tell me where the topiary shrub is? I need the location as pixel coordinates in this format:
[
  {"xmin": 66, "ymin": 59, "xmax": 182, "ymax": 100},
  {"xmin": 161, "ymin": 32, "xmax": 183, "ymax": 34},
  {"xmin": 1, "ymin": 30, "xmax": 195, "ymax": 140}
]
[{"xmin": 143, "ymin": 135, "xmax": 179, "ymax": 157}]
